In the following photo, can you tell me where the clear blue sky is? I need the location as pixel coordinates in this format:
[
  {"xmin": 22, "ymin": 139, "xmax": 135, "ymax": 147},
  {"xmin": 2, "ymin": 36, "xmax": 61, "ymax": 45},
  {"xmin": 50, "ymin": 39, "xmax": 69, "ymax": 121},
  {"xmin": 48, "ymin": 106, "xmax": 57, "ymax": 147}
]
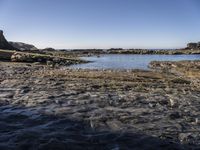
[{"xmin": 1, "ymin": 0, "xmax": 200, "ymax": 49}]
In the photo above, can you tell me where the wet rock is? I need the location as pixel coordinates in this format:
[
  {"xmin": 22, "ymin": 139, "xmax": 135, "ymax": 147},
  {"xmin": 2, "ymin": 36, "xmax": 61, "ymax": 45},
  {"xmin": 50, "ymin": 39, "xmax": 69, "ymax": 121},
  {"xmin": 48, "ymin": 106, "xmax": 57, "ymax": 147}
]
[
  {"xmin": 46, "ymin": 61, "xmax": 54, "ymax": 67},
  {"xmin": 33, "ymin": 62, "xmax": 42, "ymax": 65},
  {"xmin": 38, "ymin": 138, "xmax": 66, "ymax": 150},
  {"xmin": 169, "ymin": 112, "xmax": 181, "ymax": 120},
  {"xmin": 178, "ymin": 133, "xmax": 196, "ymax": 144},
  {"xmin": 0, "ymin": 92, "xmax": 14, "ymax": 98},
  {"xmin": 0, "ymin": 61, "xmax": 200, "ymax": 148},
  {"xmin": 106, "ymin": 119, "xmax": 123, "ymax": 131}
]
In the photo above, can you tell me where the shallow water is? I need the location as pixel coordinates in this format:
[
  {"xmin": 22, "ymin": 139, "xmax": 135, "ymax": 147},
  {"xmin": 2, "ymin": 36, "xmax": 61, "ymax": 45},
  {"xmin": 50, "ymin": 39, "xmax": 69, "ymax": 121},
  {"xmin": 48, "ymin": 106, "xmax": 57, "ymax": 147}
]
[{"xmin": 70, "ymin": 54, "xmax": 200, "ymax": 70}]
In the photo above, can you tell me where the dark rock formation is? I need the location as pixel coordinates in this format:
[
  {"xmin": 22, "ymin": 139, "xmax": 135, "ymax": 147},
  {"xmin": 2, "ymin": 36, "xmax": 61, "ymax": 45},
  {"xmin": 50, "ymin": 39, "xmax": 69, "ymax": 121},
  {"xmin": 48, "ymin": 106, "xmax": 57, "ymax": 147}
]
[
  {"xmin": 0, "ymin": 30, "xmax": 17, "ymax": 50},
  {"xmin": 187, "ymin": 42, "xmax": 200, "ymax": 49},
  {"xmin": 9, "ymin": 41, "xmax": 38, "ymax": 51},
  {"xmin": 187, "ymin": 43, "xmax": 198, "ymax": 49},
  {"xmin": 42, "ymin": 47, "xmax": 56, "ymax": 51}
]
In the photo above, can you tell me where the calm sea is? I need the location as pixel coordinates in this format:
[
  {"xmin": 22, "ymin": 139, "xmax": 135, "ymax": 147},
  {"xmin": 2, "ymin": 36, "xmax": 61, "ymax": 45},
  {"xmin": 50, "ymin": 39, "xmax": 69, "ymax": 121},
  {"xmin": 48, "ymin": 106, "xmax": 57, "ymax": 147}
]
[{"xmin": 69, "ymin": 54, "xmax": 200, "ymax": 70}]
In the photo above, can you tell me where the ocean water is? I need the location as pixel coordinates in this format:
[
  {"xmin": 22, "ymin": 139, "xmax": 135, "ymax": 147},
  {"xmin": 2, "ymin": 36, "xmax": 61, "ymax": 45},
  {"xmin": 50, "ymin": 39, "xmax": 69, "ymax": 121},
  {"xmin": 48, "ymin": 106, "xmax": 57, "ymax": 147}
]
[{"xmin": 70, "ymin": 54, "xmax": 200, "ymax": 70}]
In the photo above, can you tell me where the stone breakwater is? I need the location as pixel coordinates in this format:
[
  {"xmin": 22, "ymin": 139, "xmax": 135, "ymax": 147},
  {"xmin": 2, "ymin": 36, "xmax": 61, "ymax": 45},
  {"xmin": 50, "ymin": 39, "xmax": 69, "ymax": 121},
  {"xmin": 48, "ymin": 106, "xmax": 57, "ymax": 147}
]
[{"xmin": 0, "ymin": 61, "xmax": 200, "ymax": 149}]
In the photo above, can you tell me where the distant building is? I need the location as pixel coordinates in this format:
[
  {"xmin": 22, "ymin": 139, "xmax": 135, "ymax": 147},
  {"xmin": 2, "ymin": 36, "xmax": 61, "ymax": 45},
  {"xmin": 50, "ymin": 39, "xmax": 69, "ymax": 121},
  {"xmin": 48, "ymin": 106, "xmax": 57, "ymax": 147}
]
[{"xmin": 187, "ymin": 43, "xmax": 198, "ymax": 49}]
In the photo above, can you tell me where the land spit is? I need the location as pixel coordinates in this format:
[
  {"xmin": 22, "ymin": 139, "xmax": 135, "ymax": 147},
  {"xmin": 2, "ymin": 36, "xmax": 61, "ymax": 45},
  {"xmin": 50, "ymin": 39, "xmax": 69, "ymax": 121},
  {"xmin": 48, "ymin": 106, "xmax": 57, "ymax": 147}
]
[{"xmin": 0, "ymin": 61, "xmax": 200, "ymax": 149}]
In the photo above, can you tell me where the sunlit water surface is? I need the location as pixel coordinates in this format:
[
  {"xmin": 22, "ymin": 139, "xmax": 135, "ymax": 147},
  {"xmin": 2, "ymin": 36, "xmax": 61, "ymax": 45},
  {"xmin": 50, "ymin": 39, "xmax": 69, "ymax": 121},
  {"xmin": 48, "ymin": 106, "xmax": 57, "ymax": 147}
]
[{"xmin": 69, "ymin": 54, "xmax": 200, "ymax": 70}]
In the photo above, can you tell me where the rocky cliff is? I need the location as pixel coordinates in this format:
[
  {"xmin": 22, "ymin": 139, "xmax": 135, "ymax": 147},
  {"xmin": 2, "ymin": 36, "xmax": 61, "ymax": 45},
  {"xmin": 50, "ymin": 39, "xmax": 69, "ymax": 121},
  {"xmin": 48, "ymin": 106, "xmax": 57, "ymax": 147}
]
[{"xmin": 0, "ymin": 30, "xmax": 17, "ymax": 50}]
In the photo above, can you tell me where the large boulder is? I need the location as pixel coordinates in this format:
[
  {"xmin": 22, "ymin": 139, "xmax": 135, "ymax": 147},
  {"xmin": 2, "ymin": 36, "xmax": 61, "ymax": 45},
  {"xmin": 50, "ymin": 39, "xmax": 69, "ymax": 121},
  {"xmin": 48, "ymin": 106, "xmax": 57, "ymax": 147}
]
[{"xmin": 0, "ymin": 30, "xmax": 17, "ymax": 50}]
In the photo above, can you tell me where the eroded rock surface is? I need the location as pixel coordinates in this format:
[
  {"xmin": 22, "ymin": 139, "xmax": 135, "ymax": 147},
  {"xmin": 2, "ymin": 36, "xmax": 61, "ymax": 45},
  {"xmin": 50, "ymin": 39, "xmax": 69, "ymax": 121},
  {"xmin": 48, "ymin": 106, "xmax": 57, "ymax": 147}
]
[{"xmin": 0, "ymin": 62, "xmax": 200, "ymax": 149}]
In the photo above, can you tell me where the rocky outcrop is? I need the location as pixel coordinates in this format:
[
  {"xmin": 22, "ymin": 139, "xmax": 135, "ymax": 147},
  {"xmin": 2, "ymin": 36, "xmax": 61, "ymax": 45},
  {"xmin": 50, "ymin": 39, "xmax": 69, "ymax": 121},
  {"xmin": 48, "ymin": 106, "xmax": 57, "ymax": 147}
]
[
  {"xmin": 9, "ymin": 41, "xmax": 38, "ymax": 51},
  {"xmin": 0, "ymin": 30, "xmax": 17, "ymax": 50},
  {"xmin": 107, "ymin": 49, "xmax": 200, "ymax": 55},
  {"xmin": 187, "ymin": 42, "xmax": 200, "ymax": 49},
  {"xmin": 149, "ymin": 60, "xmax": 200, "ymax": 79},
  {"xmin": 42, "ymin": 47, "xmax": 56, "ymax": 51},
  {"xmin": 10, "ymin": 52, "xmax": 88, "ymax": 66}
]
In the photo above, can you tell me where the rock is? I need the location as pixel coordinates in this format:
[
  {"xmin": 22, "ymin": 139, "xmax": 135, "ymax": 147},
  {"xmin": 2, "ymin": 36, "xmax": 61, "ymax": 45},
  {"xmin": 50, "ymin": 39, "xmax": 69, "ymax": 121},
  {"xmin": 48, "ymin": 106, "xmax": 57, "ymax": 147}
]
[
  {"xmin": 187, "ymin": 42, "xmax": 198, "ymax": 49},
  {"xmin": 0, "ymin": 62, "xmax": 200, "ymax": 148},
  {"xmin": 106, "ymin": 119, "xmax": 123, "ymax": 131},
  {"xmin": 42, "ymin": 47, "xmax": 56, "ymax": 52},
  {"xmin": 33, "ymin": 62, "xmax": 42, "ymax": 65},
  {"xmin": 169, "ymin": 98, "xmax": 178, "ymax": 108},
  {"xmin": 170, "ymin": 78, "xmax": 191, "ymax": 84},
  {"xmin": 9, "ymin": 41, "xmax": 38, "ymax": 51},
  {"xmin": 10, "ymin": 52, "xmax": 85, "ymax": 66},
  {"xmin": 38, "ymin": 138, "xmax": 66, "ymax": 150},
  {"xmin": 11, "ymin": 52, "xmax": 34, "ymax": 62},
  {"xmin": 46, "ymin": 61, "xmax": 54, "ymax": 67},
  {"xmin": 0, "ymin": 92, "xmax": 14, "ymax": 98},
  {"xmin": 169, "ymin": 112, "xmax": 181, "ymax": 119},
  {"xmin": 0, "ymin": 30, "xmax": 17, "ymax": 50},
  {"xmin": 178, "ymin": 133, "xmax": 195, "ymax": 144}
]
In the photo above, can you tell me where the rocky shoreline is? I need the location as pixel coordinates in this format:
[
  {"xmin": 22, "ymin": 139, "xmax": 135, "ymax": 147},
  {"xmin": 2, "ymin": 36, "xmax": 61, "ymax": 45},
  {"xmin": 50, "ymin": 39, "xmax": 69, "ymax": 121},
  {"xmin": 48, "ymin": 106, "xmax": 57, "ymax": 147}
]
[
  {"xmin": 107, "ymin": 49, "xmax": 200, "ymax": 55},
  {"xmin": 0, "ymin": 49, "xmax": 89, "ymax": 67},
  {"xmin": 0, "ymin": 60, "xmax": 200, "ymax": 149},
  {"xmin": 45, "ymin": 49, "xmax": 200, "ymax": 57}
]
